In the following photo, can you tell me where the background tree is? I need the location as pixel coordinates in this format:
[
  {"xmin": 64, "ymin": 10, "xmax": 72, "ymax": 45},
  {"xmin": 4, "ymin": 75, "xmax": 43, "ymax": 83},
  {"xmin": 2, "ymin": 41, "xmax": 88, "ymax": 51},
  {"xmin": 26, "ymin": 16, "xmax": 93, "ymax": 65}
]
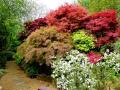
[
  {"xmin": 0, "ymin": 0, "xmax": 46, "ymax": 68},
  {"xmin": 77, "ymin": 0, "xmax": 120, "ymax": 24}
]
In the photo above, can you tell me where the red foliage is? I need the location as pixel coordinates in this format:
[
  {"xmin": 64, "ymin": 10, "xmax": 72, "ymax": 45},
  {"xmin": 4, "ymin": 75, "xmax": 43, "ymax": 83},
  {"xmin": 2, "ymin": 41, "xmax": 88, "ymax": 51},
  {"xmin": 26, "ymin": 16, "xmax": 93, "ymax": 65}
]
[
  {"xmin": 115, "ymin": 28, "xmax": 120, "ymax": 37},
  {"xmin": 82, "ymin": 10, "xmax": 120, "ymax": 47},
  {"xmin": 19, "ymin": 18, "xmax": 48, "ymax": 40},
  {"xmin": 87, "ymin": 51, "xmax": 103, "ymax": 64},
  {"xmin": 83, "ymin": 10, "xmax": 117, "ymax": 33},
  {"xmin": 46, "ymin": 4, "xmax": 88, "ymax": 33},
  {"xmin": 25, "ymin": 18, "xmax": 47, "ymax": 31}
]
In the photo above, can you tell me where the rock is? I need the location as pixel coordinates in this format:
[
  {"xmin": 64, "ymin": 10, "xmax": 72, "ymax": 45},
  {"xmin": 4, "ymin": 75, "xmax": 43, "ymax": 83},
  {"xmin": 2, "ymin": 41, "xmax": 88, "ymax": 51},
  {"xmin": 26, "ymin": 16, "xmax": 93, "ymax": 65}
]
[
  {"xmin": 38, "ymin": 86, "xmax": 51, "ymax": 90},
  {"xmin": 0, "ymin": 86, "xmax": 2, "ymax": 90}
]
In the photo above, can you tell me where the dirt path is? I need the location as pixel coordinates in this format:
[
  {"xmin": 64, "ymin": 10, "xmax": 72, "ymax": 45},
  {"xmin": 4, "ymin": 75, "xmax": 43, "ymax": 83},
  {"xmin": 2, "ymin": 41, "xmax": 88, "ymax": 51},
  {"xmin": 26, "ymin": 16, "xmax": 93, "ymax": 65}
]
[{"xmin": 0, "ymin": 61, "xmax": 57, "ymax": 90}]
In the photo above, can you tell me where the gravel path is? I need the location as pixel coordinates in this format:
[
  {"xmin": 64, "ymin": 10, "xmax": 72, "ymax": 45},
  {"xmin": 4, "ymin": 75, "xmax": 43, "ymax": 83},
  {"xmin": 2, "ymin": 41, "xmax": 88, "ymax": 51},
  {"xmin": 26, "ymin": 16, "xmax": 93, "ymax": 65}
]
[{"xmin": 0, "ymin": 61, "xmax": 57, "ymax": 90}]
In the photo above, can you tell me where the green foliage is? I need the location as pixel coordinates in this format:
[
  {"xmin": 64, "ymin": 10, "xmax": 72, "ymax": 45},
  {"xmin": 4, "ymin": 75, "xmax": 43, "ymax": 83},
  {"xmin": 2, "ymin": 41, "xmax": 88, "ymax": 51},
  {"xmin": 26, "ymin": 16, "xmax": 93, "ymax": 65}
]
[
  {"xmin": 78, "ymin": 0, "xmax": 120, "ymax": 23},
  {"xmin": 0, "ymin": 0, "xmax": 27, "ymax": 50},
  {"xmin": 113, "ymin": 39, "xmax": 120, "ymax": 53},
  {"xmin": 0, "ymin": 69, "xmax": 5, "ymax": 78},
  {"xmin": 93, "ymin": 52, "xmax": 120, "ymax": 89},
  {"xmin": 14, "ymin": 53, "xmax": 23, "ymax": 65},
  {"xmin": 100, "ymin": 44, "xmax": 113, "ymax": 54},
  {"xmin": 21, "ymin": 61, "xmax": 52, "ymax": 77},
  {"xmin": 0, "ymin": 0, "xmax": 39, "ymax": 68},
  {"xmin": 24, "ymin": 61, "xmax": 40, "ymax": 77},
  {"xmin": 78, "ymin": 0, "xmax": 120, "ymax": 12},
  {"xmin": 103, "ymin": 52, "xmax": 120, "ymax": 76},
  {"xmin": 72, "ymin": 30, "xmax": 95, "ymax": 52},
  {"xmin": 0, "ymin": 51, "xmax": 7, "ymax": 68},
  {"xmin": 0, "ymin": 50, "xmax": 14, "ymax": 68},
  {"xmin": 0, "ymin": 0, "xmax": 40, "ymax": 64}
]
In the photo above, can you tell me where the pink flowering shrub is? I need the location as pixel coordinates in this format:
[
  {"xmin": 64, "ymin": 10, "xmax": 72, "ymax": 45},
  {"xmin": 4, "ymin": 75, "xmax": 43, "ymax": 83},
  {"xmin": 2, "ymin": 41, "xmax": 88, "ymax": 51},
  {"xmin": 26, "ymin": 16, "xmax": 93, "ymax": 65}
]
[
  {"xmin": 87, "ymin": 51, "xmax": 103, "ymax": 64},
  {"xmin": 46, "ymin": 4, "xmax": 88, "ymax": 33}
]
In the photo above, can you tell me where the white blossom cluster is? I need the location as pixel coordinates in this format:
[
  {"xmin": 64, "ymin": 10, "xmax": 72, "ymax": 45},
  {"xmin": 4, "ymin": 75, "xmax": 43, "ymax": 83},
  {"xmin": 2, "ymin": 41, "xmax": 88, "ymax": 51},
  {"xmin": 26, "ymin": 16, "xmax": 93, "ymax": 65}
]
[
  {"xmin": 103, "ymin": 52, "xmax": 120, "ymax": 74},
  {"xmin": 51, "ymin": 50, "xmax": 98, "ymax": 90}
]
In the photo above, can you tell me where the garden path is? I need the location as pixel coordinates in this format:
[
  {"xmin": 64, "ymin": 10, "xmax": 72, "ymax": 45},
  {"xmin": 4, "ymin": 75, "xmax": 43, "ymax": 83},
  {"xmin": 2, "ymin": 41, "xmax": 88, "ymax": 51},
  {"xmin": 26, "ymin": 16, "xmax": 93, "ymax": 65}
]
[{"xmin": 0, "ymin": 61, "xmax": 57, "ymax": 90}]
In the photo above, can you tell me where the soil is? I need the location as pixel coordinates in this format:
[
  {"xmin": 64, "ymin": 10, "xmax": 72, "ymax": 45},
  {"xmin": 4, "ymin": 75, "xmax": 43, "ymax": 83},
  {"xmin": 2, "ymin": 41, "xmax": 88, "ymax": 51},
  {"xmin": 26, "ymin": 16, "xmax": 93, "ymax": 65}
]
[{"xmin": 0, "ymin": 61, "xmax": 57, "ymax": 90}]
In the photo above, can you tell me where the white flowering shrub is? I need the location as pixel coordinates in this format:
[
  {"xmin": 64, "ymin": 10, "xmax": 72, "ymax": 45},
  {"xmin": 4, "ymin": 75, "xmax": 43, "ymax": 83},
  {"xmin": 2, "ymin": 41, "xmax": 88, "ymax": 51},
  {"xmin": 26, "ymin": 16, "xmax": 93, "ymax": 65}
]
[
  {"xmin": 92, "ymin": 51, "xmax": 120, "ymax": 89},
  {"xmin": 113, "ymin": 39, "xmax": 120, "ymax": 53},
  {"xmin": 51, "ymin": 49, "xmax": 120, "ymax": 90},
  {"xmin": 51, "ymin": 50, "xmax": 98, "ymax": 90},
  {"xmin": 103, "ymin": 52, "xmax": 120, "ymax": 75}
]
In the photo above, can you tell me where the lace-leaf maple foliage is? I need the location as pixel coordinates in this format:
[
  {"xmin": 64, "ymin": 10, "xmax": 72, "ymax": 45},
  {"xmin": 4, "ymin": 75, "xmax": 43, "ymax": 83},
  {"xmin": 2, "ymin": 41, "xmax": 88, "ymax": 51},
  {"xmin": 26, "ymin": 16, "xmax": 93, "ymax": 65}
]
[
  {"xmin": 16, "ymin": 27, "xmax": 73, "ymax": 66},
  {"xmin": 46, "ymin": 4, "xmax": 88, "ymax": 33},
  {"xmin": 82, "ymin": 10, "xmax": 120, "ymax": 47},
  {"xmin": 19, "ymin": 18, "xmax": 48, "ymax": 40}
]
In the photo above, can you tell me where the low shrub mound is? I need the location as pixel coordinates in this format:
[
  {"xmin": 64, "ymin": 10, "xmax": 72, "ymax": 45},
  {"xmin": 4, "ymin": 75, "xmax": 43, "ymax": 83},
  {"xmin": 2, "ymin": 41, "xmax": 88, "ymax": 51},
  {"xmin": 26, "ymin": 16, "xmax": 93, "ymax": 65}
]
[
  {"xmin": 72, "ymin": 30, "xmax": 96, "ymax": 52},
  {"xmin": 15, "ymin": 27, "xmax": 73, "ymax": 76},
  {"xmin": 46, "ymin": 4, "xmax": 88, "ymax": 33}
]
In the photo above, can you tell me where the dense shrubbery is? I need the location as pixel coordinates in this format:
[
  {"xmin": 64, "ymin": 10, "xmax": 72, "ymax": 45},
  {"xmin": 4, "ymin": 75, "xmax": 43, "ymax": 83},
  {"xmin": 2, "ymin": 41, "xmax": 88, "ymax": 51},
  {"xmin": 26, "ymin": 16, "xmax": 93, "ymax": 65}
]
[
  {"xmin": 0, "ymin": 51, "xmax": 7, "ymax": 68},
  {"xmin": 0, "ymin": 0, "xmax": 21, "ymax": 68},
  {"xmin": 14, "ymin": 2, "xmax": 120, "ymax": 89},
  {"xmin": 46, "ymin": 4, "xmax": 88, "ymax": 33},
  {"xmin": 0, "ymin": 0, "xmax": 38, "ymax": 69}
]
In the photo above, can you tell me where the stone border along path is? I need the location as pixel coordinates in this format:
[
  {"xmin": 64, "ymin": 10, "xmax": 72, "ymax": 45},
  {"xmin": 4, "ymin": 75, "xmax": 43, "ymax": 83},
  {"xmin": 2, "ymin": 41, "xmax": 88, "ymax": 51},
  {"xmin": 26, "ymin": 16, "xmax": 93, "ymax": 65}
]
[{"xmin": 0, "ymin": 61, "xmax": 57, "ymax": 90}]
